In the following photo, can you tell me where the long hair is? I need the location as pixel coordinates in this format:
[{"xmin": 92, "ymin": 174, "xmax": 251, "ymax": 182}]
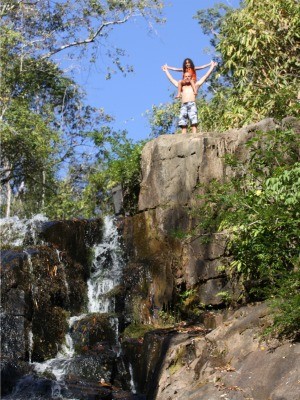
[{"xmin": 182, "ymin": 58, "xmax": 195, "ymax": 71}]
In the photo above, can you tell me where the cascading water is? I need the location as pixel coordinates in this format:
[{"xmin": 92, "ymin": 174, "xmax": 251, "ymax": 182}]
[
  {"xmin": 1, "ymin": 214, "xmax": 143, "ymax": 399},
  {"xmin": 0, "ymin": 214, "xmax": 48, "ymax": 247},
  {"xmin": 30, "ymin": 215, "xmax": 125, "ymax": 396},
  {"xmin": 87, "ymin": 215, "xmax": 124, "ymax": 313}
]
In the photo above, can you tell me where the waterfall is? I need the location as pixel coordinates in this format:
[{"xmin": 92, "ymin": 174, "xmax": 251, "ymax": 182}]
[
  {"xmin": 1, "ymin": 215, "xmax": 141, "ymax": 399},
  {"xmin": 129, "ymin": 363, "xmax": 137, "ymax": 394},
  {"xmin": 33, "ymin": 215, "xmax": 124, "ymax": 382},
  {"xmin": 87, "ymin": 215, "xmax": 123, "ymax": 313},
  {"xmin": 34, "ymin": 316, "xmax": 84, "ymax": 381},
  {"xmin": 28, "ymin": 329, "xmax": 33, "ymax": 364},
  {"xmin": 0, "ymin": 214, "xmax": 48, "ymax": 247}
]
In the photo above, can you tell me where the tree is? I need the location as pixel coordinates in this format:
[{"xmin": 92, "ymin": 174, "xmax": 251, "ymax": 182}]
[
  {"xmin": 216, "ymin": 0, "xmax": 300, "ymax": 125},
  {"xmin": 0, "ymin": 0, "xmax": 165, "ymax": 217},
  {"xmin": 1, "ymin": 0, "xmax": 165, "ymax": 74},
  {"xmin": 192, "ymin": 126, "xmax": 300, "ymax": 338},
  {"xmin": 0, "ymin": 41, "xmax": 110, "ymax": 217},
  {"xmin": 148, "ymin": 0, "xmax": 299, "ymax": 135}
]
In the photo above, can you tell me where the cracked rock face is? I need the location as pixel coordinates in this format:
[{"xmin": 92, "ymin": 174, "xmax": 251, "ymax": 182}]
[
  {"xmin": 138, "ymin": 118, "xmax": 279, "ymax": 211},
  {"xmin": 122, "ymin": 118, "xmax": 298, "ymax": 314}
]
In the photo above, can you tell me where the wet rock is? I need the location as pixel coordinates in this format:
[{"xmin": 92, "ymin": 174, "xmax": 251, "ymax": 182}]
[
  {"xmin": 1, "ymin": 313, "xmax": 26, "ymax": 360},
  {"xmin": 40, "ymin": 218, "xmax": 103, "ymax": 267},
  {"xmin": 0, "ymin": 239, "xmax": 95, "ymax": 363},
  {"xmin": 1, "ymin": 374, "xmax": 68, "ymax": 399},
  {"xmin": 2, "ymin": 247, "xmax": 71, "ymax": 362},
  {"xmin": 112, "ymin": 391, "xmax": 145, "ymax": 400},
  {"xmin": 0, "ymin": 360, "xmax": 33, "ymax": 396},
  {"xmin": 64, "ymin": 376, "xmax": 113, "ymax": 399},
  {"xmin": 32, "ymin": 306, "xmax": 68, "ymax": 362},
  {"xmin": 1, "ymin": 217, "xmax": 133, "ymax": 398},
  {"xmin": 71, "ymin": 314, "xmax": 116, "ymax": 354},
  {"xmin": 121, "ymin": 338, "xmax": 144, "ymax": 393},
  {"xmin": 139, "ymin": 329, "xmax": 179, "ymax": 397},
  {"xmin": 65, "ymin": 352, "xmax": 117, "ymax": 384},
  {"xmin": 1, "ymin": 247, "xmax": 69, "ymax": 363}
]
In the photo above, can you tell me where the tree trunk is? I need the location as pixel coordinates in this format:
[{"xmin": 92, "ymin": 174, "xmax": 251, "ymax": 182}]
[{"xmin": 5, "ymin": 181, "xmax": 12, "ymax": 218}]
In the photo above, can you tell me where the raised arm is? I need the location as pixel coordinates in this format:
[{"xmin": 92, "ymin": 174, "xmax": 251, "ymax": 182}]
[
  {"xmin": 194, "ymin": 61, "xmax": 212, "ymax": 71},
  {"xmin": 195, "ymin": 61, "xmax": 217, "ymax": 89},
  {"xmin": 166, "ymin": 65, "xmax": 183, "ymax": 72},
  {"xmin": 161, "ymin": 64, "xmax": 179, "ymax": 87}
]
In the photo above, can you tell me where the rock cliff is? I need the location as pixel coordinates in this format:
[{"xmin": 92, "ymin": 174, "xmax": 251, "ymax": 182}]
[
  {"xmin": 1, "ymin": 117, "xmax": 299, "ymax": 400},
  {"xmin": 122, "ymin": 118, "xmax": 284, "ymax": 317},
  {"xmin": 121, "ymin": 117, "xmax": 300, "ymax": 399}
]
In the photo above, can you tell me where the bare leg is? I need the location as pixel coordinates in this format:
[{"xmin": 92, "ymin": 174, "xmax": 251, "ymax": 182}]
[
  {"xmin": 175, "ymin": 81, "xmax": 182, "ymax": 98},
  {"xmin": 191, "ymin": 124, "xmax": 197, "ymax": 134},
  {"xmin": 181, "ymin": 126, "xmax": 187, "ymax": 134}
]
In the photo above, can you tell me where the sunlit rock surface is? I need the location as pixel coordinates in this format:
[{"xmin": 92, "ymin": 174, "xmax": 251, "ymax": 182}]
[
  {"xmin": 122, "ymin": 118, "xmax": 299, "ymax": 316},
  {"xmin": 138, "ymin": 118, "xmax": 278, "ymax": 210},
  {"xmin": 136, "ymin": 303, "xmax": 299, "ymax": 400},
  {"xmin": 119, "ymin": 118, "xmax": 300, "ymax": 399}
]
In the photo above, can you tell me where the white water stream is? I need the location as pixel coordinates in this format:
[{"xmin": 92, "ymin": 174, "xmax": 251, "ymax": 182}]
[
  {"xmin": 1, "ymin": 214, "xmax": 133, "ymax": 399},
  {"xmin": 87, "ymin": 215, "xmax": 123, "ymax": 313},
  {"xmin": 33, "ymin": 215, "xmax": 124, "ymax": 382},
  {"xmin": 0, "ymin": 214, "xmax": 48, "ymax": 247}
]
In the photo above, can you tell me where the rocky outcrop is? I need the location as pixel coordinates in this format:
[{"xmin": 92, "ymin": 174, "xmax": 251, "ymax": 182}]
[
  {"xmin": 122, "ymin": 118, "xmax": 298, "ymax": 319},
  {"xmin": 137, "ymin": 303, "xmax": 300, "ymax": 400},
  {"xmin": 120, "ymin": 116, "xmax": 299, "ymax": 400},
  {"xmin": 138, "ymin": 118, "xmax": 278, "ymax": 210}
]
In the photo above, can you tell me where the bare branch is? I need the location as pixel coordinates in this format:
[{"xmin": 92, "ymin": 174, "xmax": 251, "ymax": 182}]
[{"xmin": 41, "ymin": 15, "xmax": 132, "ymax": 60}]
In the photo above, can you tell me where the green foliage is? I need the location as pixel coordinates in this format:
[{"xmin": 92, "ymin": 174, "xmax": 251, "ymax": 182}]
[
  {"xmin": 84, "ymin": 130, "xmax": 147, "ymax": 216},
  {"xmin": 1, "ymin": 0, "xmax": 165, "ymax": 219},
  {"xmin": 149, "ymin": 0, "xmax": 299, "ymax": 136},
  {"xmin": 105, "ymin": 138, "xmax": 145, "ymax": 215},
  {"xmin": 0, "ymin": 51, "xmax": 106, "ymax": 217},
  {"xmin": 265, "ymin": 270, "xmax": 300, "ymax": 340},
  {"xmin": 157, "ymin": 310, "xmax": 176, "ymax": 325},
  {"xmin": 191, "ymin": 127, "xmax": 300, "ymax": 338},
  {"xmin": 216, "ymin": 0, "xmax": 300, "ymax": 125},
  {"xmin": 146, "ymin": 102, "xmax": 181, "ymax": 137},
  {"xmin": 122, "ymin": 322, "xmax": 155, "ymax": 339},
  {"xmin": 176, "ymin": 288, "xmax": 205, "ymax": 320},
  {"xmin": 193, "ymin": 2, "xmax": 234, "ymax": 49}
]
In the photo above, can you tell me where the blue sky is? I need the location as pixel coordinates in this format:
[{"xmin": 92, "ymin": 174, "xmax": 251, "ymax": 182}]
[{"xmin": 75, "ymin": 0, "xmax": 240, "ymax": 142}]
